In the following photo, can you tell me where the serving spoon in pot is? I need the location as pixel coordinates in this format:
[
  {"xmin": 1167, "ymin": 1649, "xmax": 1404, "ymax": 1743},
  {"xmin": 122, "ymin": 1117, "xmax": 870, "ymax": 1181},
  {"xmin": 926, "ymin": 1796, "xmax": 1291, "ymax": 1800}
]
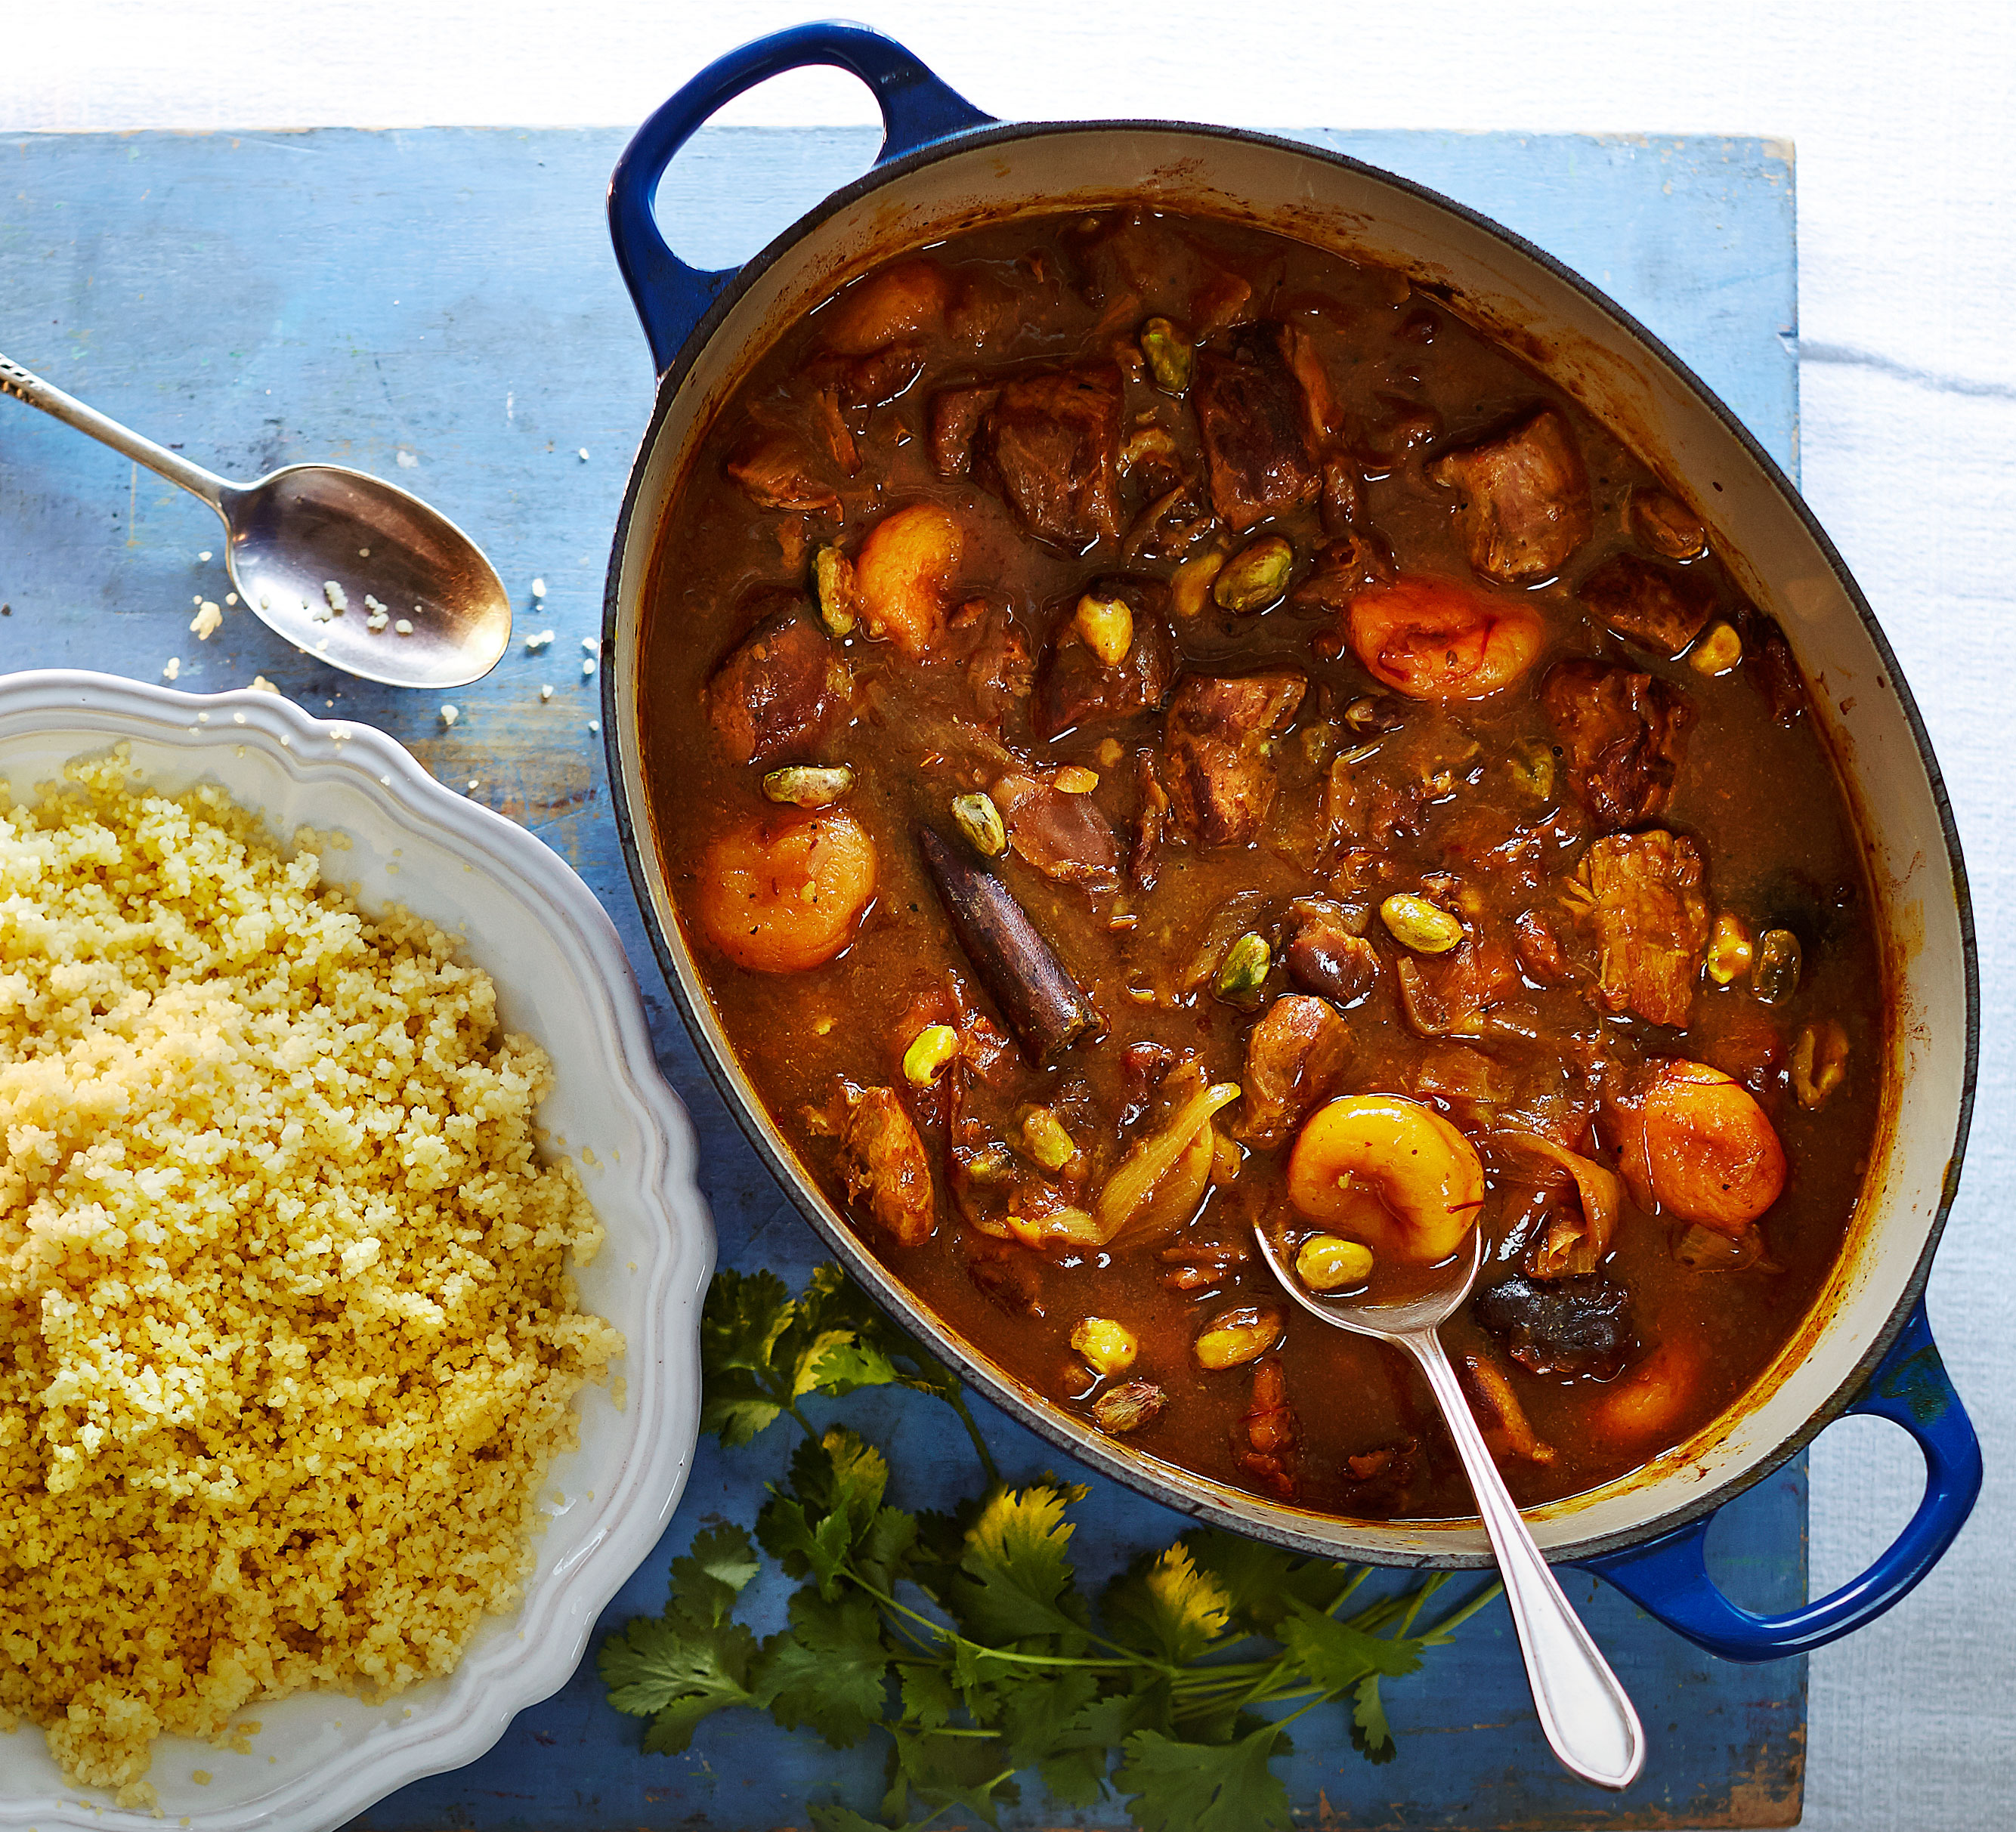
[
  {"xmin": 1, "ymin": 351, "xmax": 511, "ymax": 689},
  {"xmin": 1250, "ymin": 1221, "xmax": 1647, "ymax": 1791}
]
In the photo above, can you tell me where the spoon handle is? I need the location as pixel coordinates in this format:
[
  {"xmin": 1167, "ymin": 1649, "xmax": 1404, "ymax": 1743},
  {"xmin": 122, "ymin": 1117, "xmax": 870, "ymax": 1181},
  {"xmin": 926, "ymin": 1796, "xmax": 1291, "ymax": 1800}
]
[
  {"xmin": 1405, "ymin": 1327, "xmax": 1647, "ymax": 1791},
  {"xmin": 0, "ymin": 350, "xmax": 236, "ymax": 513}
]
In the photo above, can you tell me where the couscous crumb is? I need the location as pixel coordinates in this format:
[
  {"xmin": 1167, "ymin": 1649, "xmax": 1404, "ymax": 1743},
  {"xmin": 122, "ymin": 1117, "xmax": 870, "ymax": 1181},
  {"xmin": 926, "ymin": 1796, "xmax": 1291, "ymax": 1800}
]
[{"xmin": 0, "ymin": 752, "xmax": 623, "ymax": 1793}]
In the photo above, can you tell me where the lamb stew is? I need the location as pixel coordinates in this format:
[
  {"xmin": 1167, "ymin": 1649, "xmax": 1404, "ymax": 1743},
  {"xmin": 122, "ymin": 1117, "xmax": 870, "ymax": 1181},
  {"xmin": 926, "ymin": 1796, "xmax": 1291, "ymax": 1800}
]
[{"xmin": 636, "ymin": 208, "xmax": 1885, "ymax": 1522}]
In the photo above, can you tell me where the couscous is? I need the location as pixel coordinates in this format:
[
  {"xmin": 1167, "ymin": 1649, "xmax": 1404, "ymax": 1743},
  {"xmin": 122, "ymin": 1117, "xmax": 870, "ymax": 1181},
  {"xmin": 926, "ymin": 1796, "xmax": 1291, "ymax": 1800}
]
[{"xmin": 0, "ymin": 751, "xmax": 624, "ymax": 1804}]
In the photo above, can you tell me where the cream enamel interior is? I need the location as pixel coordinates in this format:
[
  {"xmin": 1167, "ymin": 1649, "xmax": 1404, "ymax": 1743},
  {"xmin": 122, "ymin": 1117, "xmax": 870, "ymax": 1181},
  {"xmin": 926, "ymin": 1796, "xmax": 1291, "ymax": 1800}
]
[{"xmin": 608, "ymin": 125, "xmax": 1968, "ymax": 1566}]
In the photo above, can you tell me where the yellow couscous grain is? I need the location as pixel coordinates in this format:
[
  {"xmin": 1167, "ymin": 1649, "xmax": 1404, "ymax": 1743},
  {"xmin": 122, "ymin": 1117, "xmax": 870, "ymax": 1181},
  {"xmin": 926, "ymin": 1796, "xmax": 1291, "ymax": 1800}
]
[{"xmin": 0, "ymin": 750, "xmax": 624, "ymax": 1793}]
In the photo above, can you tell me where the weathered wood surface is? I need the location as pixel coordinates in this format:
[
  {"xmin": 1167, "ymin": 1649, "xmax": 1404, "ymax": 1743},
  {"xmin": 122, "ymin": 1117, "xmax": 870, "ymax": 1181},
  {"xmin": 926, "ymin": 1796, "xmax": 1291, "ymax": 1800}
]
[{"xmin": 0, "ymin": 124, "xmax": 1802, "ymax": 1830}]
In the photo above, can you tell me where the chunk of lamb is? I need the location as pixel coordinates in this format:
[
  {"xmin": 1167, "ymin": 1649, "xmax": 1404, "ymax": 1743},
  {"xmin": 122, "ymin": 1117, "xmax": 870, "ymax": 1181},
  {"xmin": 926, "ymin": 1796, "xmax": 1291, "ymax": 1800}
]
[
  {"xmin": 1321, "ymin": 456, "xmax": 1365, "ymax": 536},
  {"xmin": 821, "ymin": 342, "xmax": 927, "ymax": 411},
  {"xmin": 1473, "ymin": 1273, "xmax": 1634, "ymax": 1377},
  {"xmin": 1748, "ymin": 616, "xmax": 1810, "ymax": 724},
  {"xmin": 1512, "ymin": 908, "xmax": 1572, "ymax": 985},
  {"xmin": 1163, "ymin": 671, "xmax": 1308, "ymax": 847},
  {"xmin": 1130, "ymin": 749, "xmax": 1172, "ymax": 892},
  {"xmin": 1191, "ymin": 325, "xmax": 1322, "ymax": 533},
  {"xmin": 1541, "ymin": 660, "xmax": 1693, "ymax": 829},
  {"xmin": 1429, "ymin": 407, "xmax": 1592, "ymax": 584},
  {"xmin": 705, "ymin": 610, "xmax": 849, "ymax": 766},
  {"xmin": 1034, "ymin": 577, "xmax": 1177, "ymax": 740},
  {"xmin": 1072, "ymin": 209, "xmax": 1254, "ymax": 336},
  {"xmin": 1568, "ymin": 829, "xmax": 1710, "ymax": 1027},
  {"xmin": 841, "ymin": 1087, "xmax": 935, "ymax": 1247},
  {"xmin": 1285, "ymin": 529, "xmax": 1397, "ymax": 615},
  {"xmin": 725, "ymin": 431, "xmax": 839, "ymax": 516},
  {"xmin": 963, "ymin": 368, "xmax": 1126, "ymax": 549},
  {"xmin": 929, "ymin": 385, "xmax": 997, "ymax": 478},
  {"xmin": 1235, "ymin": 995, "xmax": 1350, "ymax": 1148},
  {"xmin": 938, "ymin": 598, "xmax": 1033, "ymax": 726},
  {"xmin": 1578, "ymin": 553, "xmax": 1716, "ymax": 658},
  {"xmin": 1394, "ymin": 935, "xmax": 1519, "ymax": 1038},
  {"xmin": 992, "ymin": 771, "xmax": 1122, "ymax": 891},
  {"xmin": 966, "ymin": 1240, "xmax": 1044, "ymax": 1318}
]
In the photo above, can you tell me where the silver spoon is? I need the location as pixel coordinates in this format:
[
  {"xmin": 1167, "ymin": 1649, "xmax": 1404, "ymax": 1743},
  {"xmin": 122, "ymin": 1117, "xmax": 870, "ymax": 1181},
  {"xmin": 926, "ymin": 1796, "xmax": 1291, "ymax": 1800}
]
[
  {"xmin": 1, "ymin": 351, "xmax": 510, "ymax": 690},
  {"xmin": 1251, "ymin": 1221, "xmax": 1647, "ymax": 1791}
]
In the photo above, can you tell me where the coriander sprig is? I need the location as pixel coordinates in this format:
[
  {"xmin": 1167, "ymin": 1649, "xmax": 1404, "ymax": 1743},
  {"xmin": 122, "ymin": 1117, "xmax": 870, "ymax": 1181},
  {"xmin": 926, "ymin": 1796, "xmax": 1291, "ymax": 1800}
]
[{"xmin": 598, "ymin": 1265, "xmax": 1498, "ymax": 1832}]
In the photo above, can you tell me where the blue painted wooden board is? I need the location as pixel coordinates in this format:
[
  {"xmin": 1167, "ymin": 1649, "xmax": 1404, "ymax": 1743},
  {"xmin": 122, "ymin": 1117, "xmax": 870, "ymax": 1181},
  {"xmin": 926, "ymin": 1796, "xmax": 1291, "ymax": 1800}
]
[{"xmin": 0, "ymin": 124, "xmax": 1802, "ymax": 1828}]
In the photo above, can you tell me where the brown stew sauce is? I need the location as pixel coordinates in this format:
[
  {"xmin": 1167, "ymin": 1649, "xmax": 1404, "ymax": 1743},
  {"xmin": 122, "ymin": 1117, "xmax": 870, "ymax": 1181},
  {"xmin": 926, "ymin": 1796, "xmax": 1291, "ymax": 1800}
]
[{"xmin": 637, "ymin": 209, "xmax": 1885, "ymax": 1522}]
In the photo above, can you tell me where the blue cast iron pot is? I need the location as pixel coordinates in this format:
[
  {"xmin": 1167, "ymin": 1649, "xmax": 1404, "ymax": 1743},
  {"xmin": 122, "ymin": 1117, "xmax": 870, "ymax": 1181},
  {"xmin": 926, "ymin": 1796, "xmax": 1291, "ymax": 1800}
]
[{"xmin": 597, "ymin": 21, "xmax": 1980, "ymax": 1664}]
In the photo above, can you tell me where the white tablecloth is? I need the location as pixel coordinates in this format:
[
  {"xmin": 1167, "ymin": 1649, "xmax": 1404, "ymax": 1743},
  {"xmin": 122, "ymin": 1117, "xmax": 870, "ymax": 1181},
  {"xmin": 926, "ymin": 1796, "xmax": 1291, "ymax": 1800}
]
[{"xmin": 9, "ymin": 2, "xmax": 2012, "ymax": 1823}]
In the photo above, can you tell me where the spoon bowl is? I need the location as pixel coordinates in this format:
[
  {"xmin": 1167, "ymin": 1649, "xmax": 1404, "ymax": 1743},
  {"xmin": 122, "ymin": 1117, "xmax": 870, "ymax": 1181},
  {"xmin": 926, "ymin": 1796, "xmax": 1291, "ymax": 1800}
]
[
  {"xmin": 224, "ymin": 465, "xmax": 512, "ymax": 689},
  {"xmin": 2, "ymin": 353, "xmax": 511, "ymax": 690},
  {"xmin": 1260, "ymin": 1226, "xmax": 1486, "ymax": 1339},
  {"xmin": 1251, "ymin": 1216, "xmax": 1647, "ymax": 1793}
]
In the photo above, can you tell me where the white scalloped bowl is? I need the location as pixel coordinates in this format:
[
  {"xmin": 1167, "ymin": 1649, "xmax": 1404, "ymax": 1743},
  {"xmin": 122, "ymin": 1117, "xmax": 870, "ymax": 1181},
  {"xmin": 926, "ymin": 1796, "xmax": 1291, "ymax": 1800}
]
[{"xmin": 0, "ymin": 671, "xmax": 713, "ymax": 1832}]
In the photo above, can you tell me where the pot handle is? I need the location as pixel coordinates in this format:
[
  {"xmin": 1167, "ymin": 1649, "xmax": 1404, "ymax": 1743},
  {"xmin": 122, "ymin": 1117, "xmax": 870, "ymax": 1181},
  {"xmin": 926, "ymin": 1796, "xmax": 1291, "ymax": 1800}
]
[
  {"xmin": 608, "ymin": 22, "xmax": 995, "ymax": 375},
  {"xmin": 1579, "ymin": 1299, "xmax": 1978, "ymax": 1661}
]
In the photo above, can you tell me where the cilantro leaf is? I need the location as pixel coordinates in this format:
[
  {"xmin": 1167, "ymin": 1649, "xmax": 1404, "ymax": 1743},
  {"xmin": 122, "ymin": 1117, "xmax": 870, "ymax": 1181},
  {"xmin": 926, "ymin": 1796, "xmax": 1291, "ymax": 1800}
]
[
  {"xmin": 1060, "ymin": 1685, "xmax": 1173, "ymax": 1750},
  {"xmin": 1278, "ymin": 1599, "xmax": 1424, "ymax": 1689},
  {"xmin": 898, "ymin": 1665, "xmax": 956, "ymax": 1732},
  {"xmin": 756, "ymin": 1491, "xmax": 857, "ymax": 1599},
  {"xmin": 802, "ymin": 1329, "xmax": 905, "ymax": 1396},
  {"xmin": 754, "ymin": 1586, "xmax": 891, "ymax": 1747},
  {"xmin": 852, "ymin": 1503, "xmax": 920, "ymax": 1596},
  {"xmin": 1350, "ymin": 1673, "xmax": 1398, "ymax": 1763},
  {"xmin": 698, "ymin": 1265, "xmax": 942, "ymax": 1447},
  {"xmin": 906, "ymin": 1502, "xmax": 979, "ymax": 1600},
  {"xmin": 891, "ymin": 1725, "xmax": 1023, "ymax": 1825},
  {"xmin": 697, "ymin": 1267, "xmax": 798, "ymax": 1445},
  {"xmin": 1037, "ymin": 1682, "xmax": 1167, "ymax": 1805},
  {"xmin": 666, "ymin": 1521, "xmax": 762, "ymax": 1628},
  {"xmin": 758, "ymin": 1429, "xmax": 894, "ymax": 1599},
  {"xmin": 597, "ymin": 1522, "xmax": 765, "ymax": 1752},
  {"xmin": 797, "ymin": 1426, "xmax": 892, "ymax": 1526},
  {"xmin": 1117, "ymin": 1721, "xmax": 1294, "ymax": 1832},
  {"xmin": 791, "ymin": 1324, "xmax": 891, "ymax": 1398},
  {"xmin": 948, "ymin": 1637, "xmax": 1016, "ymax": 1723},
  {"xmin": 790, "ymin": 1260, "xmax": 883, "ymax": 1336},
  {"xmin": 809, "ymin": 1803, "xmax": 924, "ymax": 1832},
  {"xmin": 948, "ymin": 1484, "xmax": 1088, "ymax": 1645},
  {"xmin": 1180, "ymin": 1529, "xmax": 1358, "ymax": 1636},
  {"xmin": 595, "ymin": 1611, "xmax": 759, "ymax": 1754},
  {"xmin": 1105, "ymin": 1544, "xmax": 1233, "ymax": 1664},
  {"xmin": 997, "ymin": 1667, "xmax": 1099, "ymax": 1772},
  {"xmin": 790, "ymin": 1263, "xmax": 947, "ymax": 1399},
  {"xmin": 790, "ymin": 1266, "xmax": 906, "ymax": 1391},
  {"xmin": 1039, "ymin": 1743, "xmax": 1112, "ymax": 1809}
]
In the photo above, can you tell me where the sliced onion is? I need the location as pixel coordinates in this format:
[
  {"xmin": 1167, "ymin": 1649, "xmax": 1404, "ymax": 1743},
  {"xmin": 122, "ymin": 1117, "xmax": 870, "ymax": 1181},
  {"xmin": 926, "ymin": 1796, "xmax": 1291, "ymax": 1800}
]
[
  {"xmin": 1490, "ymin": 1129, "xmax": 1622, "ymax": 1276},
  {"xmin": 1130, "ymin": 1122, "xmax": 1217, "ymax": 1241},
  {"xmin": 1094, "ymin": 1082, "xmax": 1242, "ymax": 1244},
  {"xmin": 1004, "ymin": 1205, "xmax": 1102, "ymax": 1250},
  {"xmin": 1529, "ymin": 1209, "xmax": 1597, "ymax": 1277}
]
